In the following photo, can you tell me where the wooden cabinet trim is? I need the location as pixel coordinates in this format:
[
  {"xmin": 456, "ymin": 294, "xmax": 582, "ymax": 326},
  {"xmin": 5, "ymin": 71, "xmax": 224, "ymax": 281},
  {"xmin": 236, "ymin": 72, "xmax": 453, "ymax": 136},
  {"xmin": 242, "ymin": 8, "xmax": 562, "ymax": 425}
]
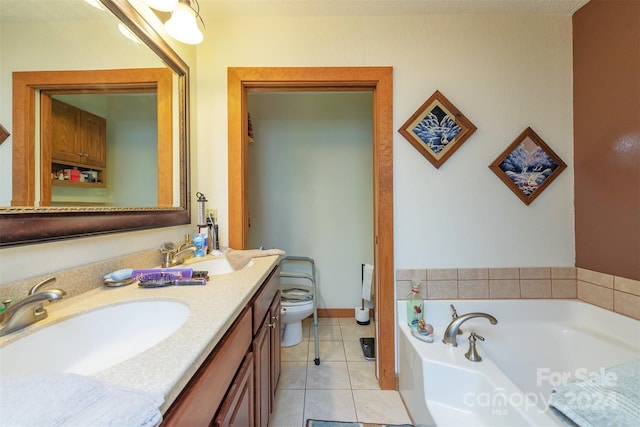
[
  {"xmin": 214, "ymin": 352, "xmax": 255, "ymax": 427},
  {"xmin": 252, "ymin": 265, "xmax": 281, "ymax": 334},
  {"xmin": 162, "ymin": 308, "xmax": 252, "ymax": 426}
]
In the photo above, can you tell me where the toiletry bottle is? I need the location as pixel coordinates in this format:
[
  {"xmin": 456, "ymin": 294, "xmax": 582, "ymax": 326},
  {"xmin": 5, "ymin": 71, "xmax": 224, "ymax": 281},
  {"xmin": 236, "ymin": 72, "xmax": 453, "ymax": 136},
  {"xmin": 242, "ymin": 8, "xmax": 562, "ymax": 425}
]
[
  {"xmin": 193, "ymin": 233, "xmax": 205, "ymax": 257},
  {"xmin": 407, "ymin": 280, "xmax": 423, "ymax": 329}
]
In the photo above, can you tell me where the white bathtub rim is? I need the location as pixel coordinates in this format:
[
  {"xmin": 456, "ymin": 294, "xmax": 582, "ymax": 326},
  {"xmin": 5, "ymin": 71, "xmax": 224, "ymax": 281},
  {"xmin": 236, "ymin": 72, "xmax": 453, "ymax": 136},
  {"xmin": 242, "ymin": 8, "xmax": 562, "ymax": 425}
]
[
  {"xmin": 397, "ymin": 299, "xmax": 639, "ymax": 427},
  {"xmin": 398, "ymin": 321, "xmax": 561, "ymax": 426},
  {"xmin": 400, "ymin": 299, "xmax": 639, "ymax": 349}
]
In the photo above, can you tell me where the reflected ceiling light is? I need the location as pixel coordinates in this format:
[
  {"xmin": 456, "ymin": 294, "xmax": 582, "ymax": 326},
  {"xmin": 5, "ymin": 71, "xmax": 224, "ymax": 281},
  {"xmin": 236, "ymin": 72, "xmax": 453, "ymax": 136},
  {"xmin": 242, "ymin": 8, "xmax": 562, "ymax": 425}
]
[
  {"xmin": 83, "ymin": 0, "xmax": 105, "ymax": 10},
  {"xmin": 140, "ymin": 0, "xmax": 180, "ymax": 12},
  {"xmin": 164, "ymin": 0, "xmax": 204, "ymax": 45},
  {"xmin": 118, "ymin": 23, "xmax": 142, "ymax": 44}
]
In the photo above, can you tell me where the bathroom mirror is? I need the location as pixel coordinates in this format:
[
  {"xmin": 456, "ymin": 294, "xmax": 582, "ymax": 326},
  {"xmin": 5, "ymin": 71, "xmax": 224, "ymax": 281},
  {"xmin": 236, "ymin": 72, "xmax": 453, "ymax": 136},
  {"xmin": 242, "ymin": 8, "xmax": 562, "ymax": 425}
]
[{"xmin": 0, "ymin": 0, "xmax": 191, "ymax": 246}]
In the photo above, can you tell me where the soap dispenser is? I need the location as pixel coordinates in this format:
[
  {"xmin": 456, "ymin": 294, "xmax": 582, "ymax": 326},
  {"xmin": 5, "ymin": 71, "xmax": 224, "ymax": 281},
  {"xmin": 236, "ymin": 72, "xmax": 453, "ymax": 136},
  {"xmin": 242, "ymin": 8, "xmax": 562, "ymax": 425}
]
[{"xmin": 406, "ymin": 280, "xmax": 423, "ymax": 329}]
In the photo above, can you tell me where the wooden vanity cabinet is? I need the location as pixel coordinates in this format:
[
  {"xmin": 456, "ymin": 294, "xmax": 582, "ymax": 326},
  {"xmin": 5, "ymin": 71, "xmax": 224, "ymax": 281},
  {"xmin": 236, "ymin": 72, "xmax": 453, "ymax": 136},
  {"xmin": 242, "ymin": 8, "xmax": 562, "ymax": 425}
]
[
  {"xmin": 251, "ymin": 265, "xmax": 281, "ymax": 427},
  {"xmin": 162, "ymin": 308, "xmax": 252, "ymax": 426},
  {"xmin": 214, "ymin": 352, "xmax": 254, "ymax": 427},
  {"xmin": 161, "ymin": 264, "xmax": 281, "ymax": 427},
  {"xmin": 51, "ymin": 99, "xmax": 106, "ymax": 168},
  {"xmin": 269, "ymin": 294, "xmax": 282, "ymax": 404}
]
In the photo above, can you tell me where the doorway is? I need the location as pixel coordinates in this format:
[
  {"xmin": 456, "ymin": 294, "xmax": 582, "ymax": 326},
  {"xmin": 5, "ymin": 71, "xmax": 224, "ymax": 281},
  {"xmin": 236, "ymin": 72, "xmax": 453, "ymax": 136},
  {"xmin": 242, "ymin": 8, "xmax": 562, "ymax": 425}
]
[
  {"xmin": 247, "ymin": 91, "xmax": 374, "ymax": 310},
  {"xmin": 227, "ymin": 67, "xmax": 395, "ymax": 389}
]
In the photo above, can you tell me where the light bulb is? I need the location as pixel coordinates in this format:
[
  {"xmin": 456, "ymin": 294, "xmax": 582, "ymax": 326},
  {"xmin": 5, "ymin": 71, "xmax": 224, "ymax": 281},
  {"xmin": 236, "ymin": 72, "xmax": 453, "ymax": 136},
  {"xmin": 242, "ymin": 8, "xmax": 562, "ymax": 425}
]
[
  {"xmin": 140, "ymin": 0, "xmax": 179, "ymax": 12},
  {"xmin": 164, "ymin": 2, "xmax": 204, "ymax": 45}
]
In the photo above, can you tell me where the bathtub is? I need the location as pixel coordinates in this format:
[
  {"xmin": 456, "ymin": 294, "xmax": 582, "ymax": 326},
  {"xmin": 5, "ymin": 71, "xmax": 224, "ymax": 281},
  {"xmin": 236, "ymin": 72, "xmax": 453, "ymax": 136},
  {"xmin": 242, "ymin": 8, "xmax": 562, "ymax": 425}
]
[{"xmin": 397, "ymin": 300, "xmax": 640, "ymax": 426}]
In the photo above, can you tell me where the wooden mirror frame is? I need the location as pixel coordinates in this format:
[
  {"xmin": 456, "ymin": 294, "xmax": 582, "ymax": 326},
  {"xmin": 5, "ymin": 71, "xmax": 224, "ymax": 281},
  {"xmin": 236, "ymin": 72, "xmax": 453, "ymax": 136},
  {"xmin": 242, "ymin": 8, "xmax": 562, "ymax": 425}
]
[{"xmin": 0, "ymin": 0, "xmax": 191, "ymax": 247}]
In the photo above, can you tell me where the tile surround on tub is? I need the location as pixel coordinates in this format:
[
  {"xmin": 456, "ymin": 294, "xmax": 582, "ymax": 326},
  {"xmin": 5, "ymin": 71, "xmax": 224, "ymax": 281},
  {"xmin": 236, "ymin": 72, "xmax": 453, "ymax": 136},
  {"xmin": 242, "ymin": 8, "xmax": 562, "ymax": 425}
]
[
  {"xmin": 551, "ymin": 279, "xmax": 578, "ymax": 298},
  {"xmin": 577, "ymin": 268, "xmax": 614, "ymax": 288},
  {"xmin": 614, "ymin": 276, "xmax": 640, "ymax": 296},
  {"xmin": 396, "ymin": 266, "xmax": 640, "ymax": 320},
  {"xmin": 577, "ymin": 267, "xmax": 640, "ymax": 320},
  {"xmin": 489, "ymin": 279, "xmax": 521, "ymax": 299},
  {"xmin": 520, "ymin": 279, "xmax": 552, "ymax": 298},
  {"xmin": 458, "ymin": 280, "xmax": 489, "ymax": 299}
]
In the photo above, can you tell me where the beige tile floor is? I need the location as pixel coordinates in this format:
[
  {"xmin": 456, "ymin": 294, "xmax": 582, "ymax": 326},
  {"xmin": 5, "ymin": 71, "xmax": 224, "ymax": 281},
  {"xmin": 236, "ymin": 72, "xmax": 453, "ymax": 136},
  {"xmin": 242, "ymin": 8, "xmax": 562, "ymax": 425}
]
[{"xmin": 271, "ymin": 317, "xmax": 413, "ymax": 426}]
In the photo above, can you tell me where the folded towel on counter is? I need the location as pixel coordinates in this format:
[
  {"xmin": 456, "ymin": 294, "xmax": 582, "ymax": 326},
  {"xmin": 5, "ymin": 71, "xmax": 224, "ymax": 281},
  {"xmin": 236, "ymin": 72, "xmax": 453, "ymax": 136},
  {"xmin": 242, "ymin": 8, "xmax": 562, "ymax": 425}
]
[
  {"xmin": 549, "ymin": 358, "xmax": 640, "ymax": 427},
  {"xmin": 225, "ymin": 248, "xmax": 285, "ymax": 270},
  {"xmin": 0, "ymin": 373, "xmax": 164, "ymax": 427}
]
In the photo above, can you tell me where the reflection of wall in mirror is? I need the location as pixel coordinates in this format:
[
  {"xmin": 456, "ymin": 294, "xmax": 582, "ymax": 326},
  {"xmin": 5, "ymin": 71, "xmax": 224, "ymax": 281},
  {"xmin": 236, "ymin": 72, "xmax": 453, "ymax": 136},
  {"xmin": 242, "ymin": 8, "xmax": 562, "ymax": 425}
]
[
  {"xmin": 52, "ymin": 94, "xmax": 159, "ymax": 207},
  {"xmin": 0, "ymin": 4, "xmax": 164, "ymax": 206}
]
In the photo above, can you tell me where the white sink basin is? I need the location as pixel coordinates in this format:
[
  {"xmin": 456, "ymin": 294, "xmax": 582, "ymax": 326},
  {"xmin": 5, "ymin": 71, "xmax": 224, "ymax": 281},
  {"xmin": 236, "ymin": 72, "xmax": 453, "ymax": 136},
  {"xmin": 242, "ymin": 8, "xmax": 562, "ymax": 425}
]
[
  {"xmin": 189, "ymin": 258, "xmax": 253, "ymax": 275},
  {"xmin": 0, "ymin": 300, "xmax": 190, "ymax": 376}
]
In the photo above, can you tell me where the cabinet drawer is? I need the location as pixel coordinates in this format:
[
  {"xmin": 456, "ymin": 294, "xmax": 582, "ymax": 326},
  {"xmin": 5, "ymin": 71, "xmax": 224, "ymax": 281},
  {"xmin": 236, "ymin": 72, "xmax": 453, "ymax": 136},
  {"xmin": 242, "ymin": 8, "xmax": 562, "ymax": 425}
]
[
  {"xmin": 252, "ymin": 265, "xmax": 281, "ymax": 335},
  {"xmin": 162, "ymin": 308, "xmax": 252, "ymax": 426}
]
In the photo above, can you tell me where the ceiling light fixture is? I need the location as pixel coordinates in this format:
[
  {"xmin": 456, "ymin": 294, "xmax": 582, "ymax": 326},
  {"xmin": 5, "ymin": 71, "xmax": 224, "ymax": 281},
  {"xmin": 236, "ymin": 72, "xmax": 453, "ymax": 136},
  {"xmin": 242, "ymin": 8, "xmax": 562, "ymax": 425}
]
[{"xmin": 164, "ymin": 0, "xmax": 204, "ymax": 45}]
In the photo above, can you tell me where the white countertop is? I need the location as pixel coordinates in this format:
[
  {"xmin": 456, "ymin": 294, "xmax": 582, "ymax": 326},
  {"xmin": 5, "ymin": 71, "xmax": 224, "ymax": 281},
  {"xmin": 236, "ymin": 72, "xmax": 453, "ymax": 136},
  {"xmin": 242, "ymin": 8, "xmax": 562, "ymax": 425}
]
[{"xmin": 0, "ymin": 254, "xmax": 280, "ymax": 413}]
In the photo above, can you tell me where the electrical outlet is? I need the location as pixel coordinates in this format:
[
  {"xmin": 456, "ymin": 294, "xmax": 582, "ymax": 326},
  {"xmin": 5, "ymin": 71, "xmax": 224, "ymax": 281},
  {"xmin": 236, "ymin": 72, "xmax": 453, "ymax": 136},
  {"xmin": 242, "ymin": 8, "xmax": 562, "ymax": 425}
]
[{"xmin": 206, "ymin": 208, "xmax": 218, "ymax": 222}]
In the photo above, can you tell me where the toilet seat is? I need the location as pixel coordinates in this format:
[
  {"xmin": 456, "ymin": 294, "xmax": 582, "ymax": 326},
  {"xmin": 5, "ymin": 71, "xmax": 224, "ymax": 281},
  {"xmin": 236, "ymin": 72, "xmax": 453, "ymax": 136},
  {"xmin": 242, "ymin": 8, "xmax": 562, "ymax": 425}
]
[
  {"xmin": 281, "ymin": 287, "xmax": 313, "ymax": 302},
  {"xmin": 281, "ymin": 298, "xmax": 313, "ymax": 307}
]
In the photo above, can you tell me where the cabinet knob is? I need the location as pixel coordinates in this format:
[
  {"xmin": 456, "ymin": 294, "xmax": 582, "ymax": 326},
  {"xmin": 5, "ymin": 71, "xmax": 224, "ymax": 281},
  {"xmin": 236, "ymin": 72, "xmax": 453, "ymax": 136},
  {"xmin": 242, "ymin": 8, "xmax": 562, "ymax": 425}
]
[
  {"xmin": 271, "ymin": 314, "xmax": 279, "ymax": 322},
  {"xmin": 268, "ymin": 322, "xmax": 277, "ymax": 329}
]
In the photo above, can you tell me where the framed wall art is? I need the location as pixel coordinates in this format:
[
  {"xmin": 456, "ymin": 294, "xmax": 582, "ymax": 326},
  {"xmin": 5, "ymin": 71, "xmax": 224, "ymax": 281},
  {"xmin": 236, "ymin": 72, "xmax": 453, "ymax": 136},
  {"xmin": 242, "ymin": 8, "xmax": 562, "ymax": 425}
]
[
  {"xmin": 398, "ymin": 90, "xmax": 477, "ymax": 169},
  {"xmin": 489, "ymin": 127, "xmax": 567, "ymax": 205},
  {"xmin": 0, "ymin": 123, "xmax": 9, "ymax": 145}
]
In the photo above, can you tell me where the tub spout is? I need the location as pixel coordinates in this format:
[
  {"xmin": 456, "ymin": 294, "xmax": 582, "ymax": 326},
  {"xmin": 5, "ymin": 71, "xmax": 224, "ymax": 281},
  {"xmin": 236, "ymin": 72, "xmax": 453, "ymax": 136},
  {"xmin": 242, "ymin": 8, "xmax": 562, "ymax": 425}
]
[{"xmin": 442, "ymin": 312, "xmax": 497, "ymax": 346}]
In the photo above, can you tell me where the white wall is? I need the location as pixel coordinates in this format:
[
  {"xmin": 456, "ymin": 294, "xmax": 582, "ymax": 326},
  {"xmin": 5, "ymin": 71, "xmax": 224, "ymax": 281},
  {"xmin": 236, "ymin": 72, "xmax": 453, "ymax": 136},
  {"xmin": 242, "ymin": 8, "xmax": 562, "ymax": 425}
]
[
  {"xmin": 247, "ymin": 92, "xmax": 374, "ymax": 308},
  {"xmin": 196, "ymin": 13, "xmax": 575, "ymax": 278},
  {"xmin": 1, "ymin": 10, "xmax": 576, "ymax": 292}
]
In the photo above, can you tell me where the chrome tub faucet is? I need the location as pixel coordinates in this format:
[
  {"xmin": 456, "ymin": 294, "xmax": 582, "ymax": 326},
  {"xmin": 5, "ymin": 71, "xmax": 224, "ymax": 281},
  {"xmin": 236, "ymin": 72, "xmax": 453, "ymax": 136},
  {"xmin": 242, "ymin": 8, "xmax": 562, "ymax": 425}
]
[
  {"xmin": 442, "ymin": 311, "xmax": 497, "ymax": 346},
  {"xmin": 0, "ymin": 277, "xmax": 66, "ymax": 337}
]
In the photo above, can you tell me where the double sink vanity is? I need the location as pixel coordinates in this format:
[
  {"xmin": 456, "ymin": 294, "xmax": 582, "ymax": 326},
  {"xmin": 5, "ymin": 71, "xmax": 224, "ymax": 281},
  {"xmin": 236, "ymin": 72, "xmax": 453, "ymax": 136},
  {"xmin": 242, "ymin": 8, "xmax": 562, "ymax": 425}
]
[{"xmin": 0, "ymin": 254, "xmax": 282, "ymax": 426}]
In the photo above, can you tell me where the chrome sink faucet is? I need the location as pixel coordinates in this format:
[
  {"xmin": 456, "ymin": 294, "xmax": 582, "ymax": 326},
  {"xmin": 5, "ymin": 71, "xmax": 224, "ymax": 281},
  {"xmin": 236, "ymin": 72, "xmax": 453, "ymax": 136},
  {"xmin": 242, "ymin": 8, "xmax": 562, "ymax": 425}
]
[
  {"xmin": 160, "ymin": 242, "xmax": 197, "ymax": 267},
  {"xmin": 442, "ymin": 312, "xmax": 497, "ymax": 346},
  {"xmin": 0, "ymin": 277, "xmax": 66, "ymax": 337}
]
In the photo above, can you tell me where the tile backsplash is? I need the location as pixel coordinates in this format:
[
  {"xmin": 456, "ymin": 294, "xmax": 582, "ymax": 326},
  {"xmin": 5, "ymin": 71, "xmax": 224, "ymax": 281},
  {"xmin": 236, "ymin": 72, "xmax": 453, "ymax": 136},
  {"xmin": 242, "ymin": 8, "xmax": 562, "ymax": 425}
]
[{"xmin": 396, "ymin": 266, "xmax": 640, "ymax": 320}]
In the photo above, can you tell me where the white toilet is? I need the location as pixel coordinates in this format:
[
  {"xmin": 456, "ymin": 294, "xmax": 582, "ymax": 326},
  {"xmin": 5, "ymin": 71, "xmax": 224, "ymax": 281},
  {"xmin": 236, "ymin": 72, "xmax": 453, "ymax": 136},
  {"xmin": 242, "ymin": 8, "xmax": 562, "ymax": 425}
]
[{"xmin": 280, "ymin": 287, "xmax": 314, "ymax": 347}]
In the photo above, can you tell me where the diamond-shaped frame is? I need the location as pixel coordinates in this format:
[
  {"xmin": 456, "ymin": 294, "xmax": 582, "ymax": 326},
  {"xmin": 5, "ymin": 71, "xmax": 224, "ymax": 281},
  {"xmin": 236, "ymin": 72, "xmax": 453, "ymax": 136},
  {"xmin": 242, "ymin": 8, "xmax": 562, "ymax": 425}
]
[
  {"xmin": 398, "ymin": 90, "xmax": 477, "ymax": 169},
  {"xmin": 0, "ymin": 123, "xmax": 9, "ymax": 145},
  {"xmin": 489, "ymin": 127, "xmax": 567, "ymax": 205}
]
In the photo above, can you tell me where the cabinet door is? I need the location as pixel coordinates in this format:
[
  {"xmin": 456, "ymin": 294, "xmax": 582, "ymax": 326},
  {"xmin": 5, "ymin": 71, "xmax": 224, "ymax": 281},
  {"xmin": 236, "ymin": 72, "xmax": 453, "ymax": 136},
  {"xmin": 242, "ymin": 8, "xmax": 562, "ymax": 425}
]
[
  {"xmin": 162, "ymin": 309, "xmax": 252, "ymax": 426},
  {"xmin": 253, "ymin": 315, "xmax": 271, "ymax": 427},
  {"xmin": 51, "ymin": 99, "xmax": 81, "ymax": 163},
  {"xmin": 269, "ymin": 291, "xmax": 281, "ymax": 407},
  {"xmin": 81, "ymin": 111, "xmax": 106, "ymax": 167},
  {"xmin": 215, "ymin": 352, "xmax": 255, "ymax": 427}
]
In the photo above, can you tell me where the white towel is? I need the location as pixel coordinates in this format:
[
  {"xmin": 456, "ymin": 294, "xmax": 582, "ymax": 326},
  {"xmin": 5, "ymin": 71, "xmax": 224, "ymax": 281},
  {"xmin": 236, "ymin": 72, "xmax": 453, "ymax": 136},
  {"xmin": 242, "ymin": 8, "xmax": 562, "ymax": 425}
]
[
  {"xmin": 225, "ymin": 248, "xmax": 285, "ymax": 270},
  {"xmin": 549, "ymin": 358, "xmax": 640, "ymax": 427},
  {"xmin": 0, "ymin": 373, "xmax": 163, "ymax": 427},
  {"xmin": 362, "ymin": 263, "xmax": 374, "ymax": 301}
]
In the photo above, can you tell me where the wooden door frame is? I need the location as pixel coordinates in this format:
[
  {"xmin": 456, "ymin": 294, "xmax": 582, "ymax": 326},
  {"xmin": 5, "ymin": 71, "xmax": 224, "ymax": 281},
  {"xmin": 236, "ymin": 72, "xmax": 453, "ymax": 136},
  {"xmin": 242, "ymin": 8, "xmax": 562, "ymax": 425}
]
[{"xmin": 227, "ymin": 67, "xmax": 395, "ymax": 389}]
